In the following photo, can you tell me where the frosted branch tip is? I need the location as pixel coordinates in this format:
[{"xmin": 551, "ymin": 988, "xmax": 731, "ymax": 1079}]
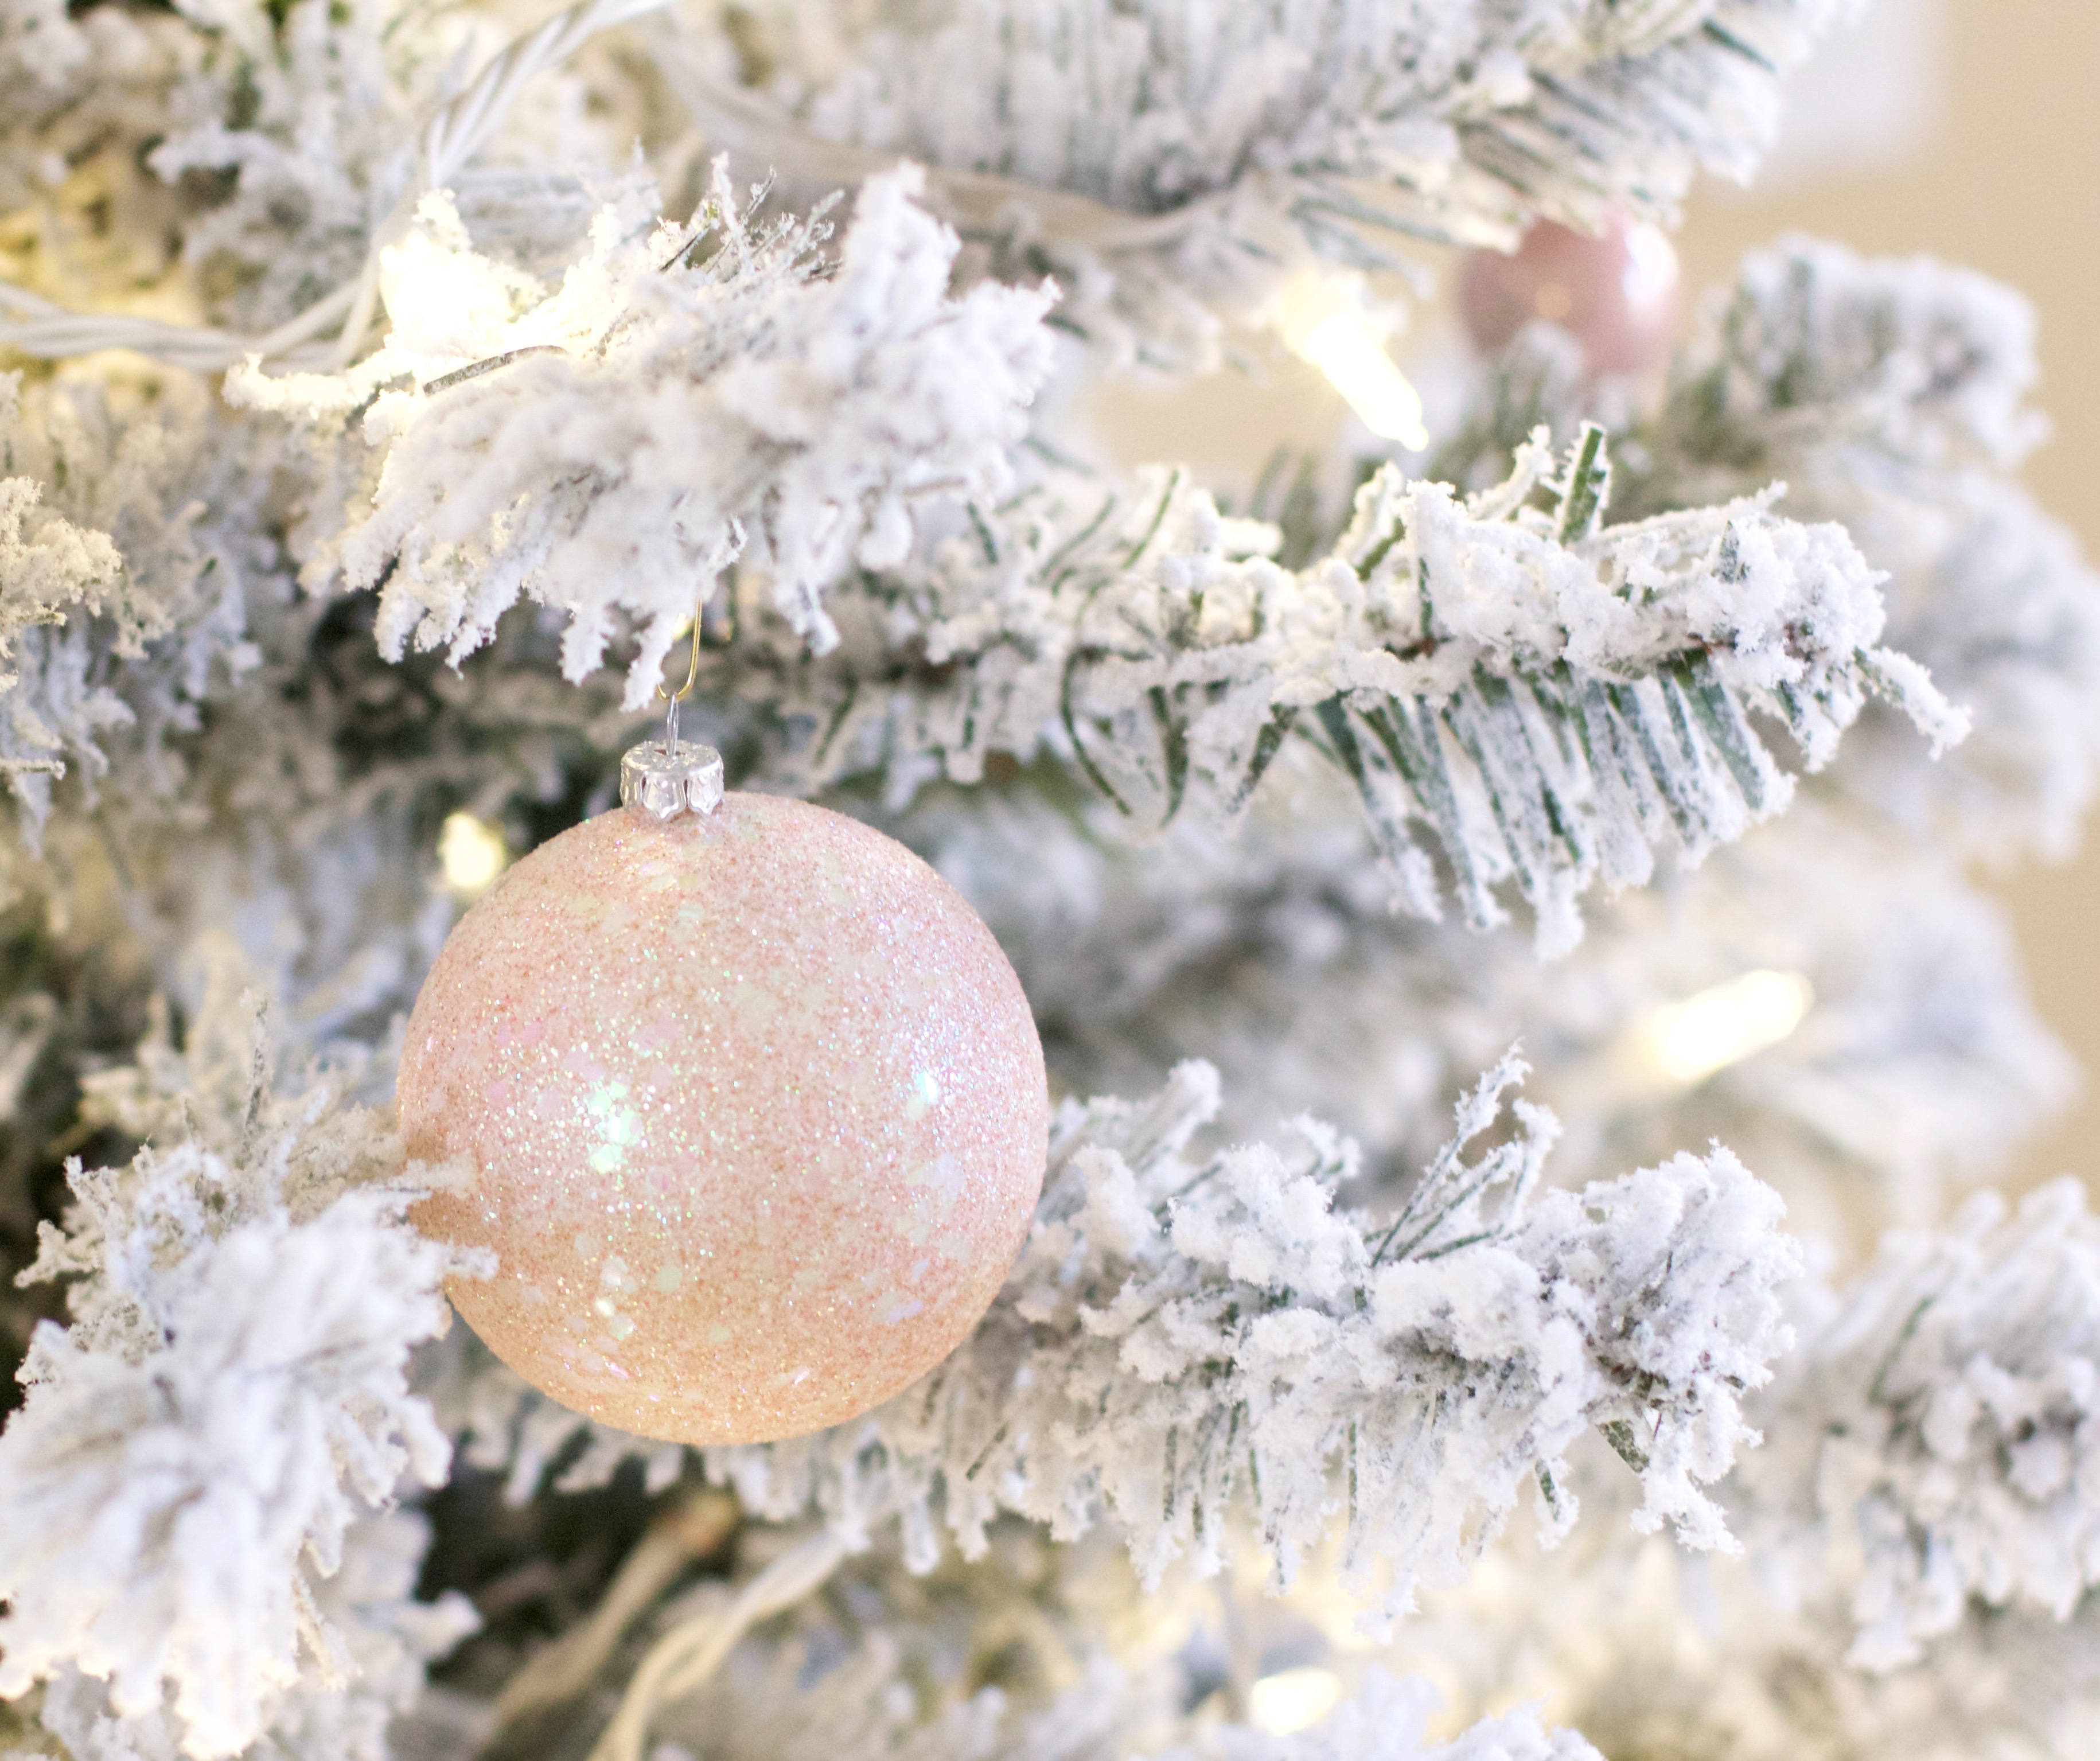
[{"xmin": 620, "ymin": 740, "xmax": 725, "ymax": 820}]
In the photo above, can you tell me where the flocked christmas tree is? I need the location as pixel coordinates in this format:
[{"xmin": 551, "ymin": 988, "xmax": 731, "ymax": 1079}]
[{"xmin": 3, "ymin": 4, "xmax": 2099, "ymax": 1761}]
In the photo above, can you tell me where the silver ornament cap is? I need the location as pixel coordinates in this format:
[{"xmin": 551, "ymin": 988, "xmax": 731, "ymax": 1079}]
[{"xmin": 620, "ymin": 738, "xmax": 724, "ymax": 820}]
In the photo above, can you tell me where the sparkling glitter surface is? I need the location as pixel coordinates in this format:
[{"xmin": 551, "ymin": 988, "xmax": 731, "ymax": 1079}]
[{"xmin": 398, "ymin": 793, "xmax": 1049, "ymax": 1444}]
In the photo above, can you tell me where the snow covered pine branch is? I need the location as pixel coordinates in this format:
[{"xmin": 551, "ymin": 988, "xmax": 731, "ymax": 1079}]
[
  {"xmin": 475, "ymin": 1053, "xmax": 1799, "ymax": 1612},
  {"xmin": 0, "ymin": 963, "xmax": 1795, "ymax": 1758},
  {"xmin": 2, "ymin": 2, "xmax": 2094, "ymax": 1760},
  {"xmin": 232, "ymin": 160, "xmax": 1058, "ymax": 685},
  {"xmin": 662, "ymin": 1, "xmax": 1848, "ymax": 365},
  {"xmin": 16, "ymin": 153, "xmax": 1973, "ymax": 968},
  {"xmin": 695, "ymin": 420, "xmax": 1965, "ymax": 953},
  {"xmin": 0, "ymin": 976, "xmax": 478, "ymax": 1760},
  {"xmin": 207, "ymin": 137, "xmax": 1967, "ymax": 959}
]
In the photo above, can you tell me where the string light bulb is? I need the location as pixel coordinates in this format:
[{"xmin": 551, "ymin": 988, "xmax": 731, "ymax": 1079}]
[
  {"xmin": 1274, "ymin": 274, "xmax": 1428, "ymax": 450},
  {"xmin": 1626, "ymin": 969, "xmax": 1815, "ymax": 1088},
  {"xmin": 1248, "ymin": 1668, "xmax": 1345, "ymax": 1735},
  {"xmin": 438, "ymin": 811, "xmax": 509, "ymax": 895}
]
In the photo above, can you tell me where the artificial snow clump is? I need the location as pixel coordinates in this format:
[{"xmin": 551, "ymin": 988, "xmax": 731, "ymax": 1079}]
[
  {"xmin": 25, "ymin": 1509, "xmax": 478, "ymax": 1761},
  {"xmin": 237, "ymin": 160, "xmax": 1057, "ymax": 698},
  {"xmin": 0, "ymin": 963, "xmax": 467, "ymax": 1760},
  {"xmin": 0, "ymin": 450, "xmax": 119, "ymax": 676},
  {"xmin": 0, "ymin": 374, "xmax": 123, "ymax": 792},
  {"xmin": 0, "ymin": 371, "xmax": 228, "ymax": 680},
  {"xmin": 1739, "ymin": 1179, "xmax": 2100, "ymax": 1671},
  {"xmin": 0, "ymin": 370, "xmax": 263, "ymax": 833},
  {"xmin": 690, "ymin": 1053, "xmax": 1797, "ymax": 1605}
]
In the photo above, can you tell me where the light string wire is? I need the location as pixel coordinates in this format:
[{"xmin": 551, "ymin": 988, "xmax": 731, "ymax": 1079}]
[
  {"xmin": 0, "ymin": 0, "xmax": 1265, "ymax": 378},
  {"xmin": 583, "ymin": 1526, "xmax": 848, "ymax": 1761},
  {"xmin": 0, "ymin": 0, "xmax": 672, "ymax": 373}
]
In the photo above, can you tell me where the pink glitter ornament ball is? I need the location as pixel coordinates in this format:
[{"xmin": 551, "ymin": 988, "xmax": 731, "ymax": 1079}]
[
  {"xmin": 1459, "ymin": 214, "xmax": 1682, "ymax": 378},
  {"xmin": 399, "ymin": 787, "xmax": 1049, "ymax": 1446}
]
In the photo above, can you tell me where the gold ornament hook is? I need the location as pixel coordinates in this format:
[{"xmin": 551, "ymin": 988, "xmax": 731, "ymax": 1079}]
[{"xmin": 657, "ymin": 593, "xmax": 705, "ymax": 747}]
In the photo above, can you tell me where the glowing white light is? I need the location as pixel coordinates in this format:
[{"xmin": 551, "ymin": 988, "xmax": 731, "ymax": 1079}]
[
  {"xmin": 439, "ymin": 811, "xmax": 508, "ymax": 894},
  {"xmin": 1276, "ymin": 277, "xmax": 1428, "ymax": 450},
  {"xmin": 1622, "ymin": 221, "xmax": 1678, "ymax": 306},
  {"xmin": 1633, "ymin": 969, "xmax": 1815, "ymax": 1086},
  {"xmin": 1248, "ymin": 1668, "xmax": 1344, "ymax": 1736}
]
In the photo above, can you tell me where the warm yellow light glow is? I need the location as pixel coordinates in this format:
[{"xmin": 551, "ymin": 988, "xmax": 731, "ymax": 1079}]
[
  {"xmin": 1248, "ymin": 1668, "xmax": 1344, "ymax": 1736},
  {"xmin": 439, "ymin": 811, "xmax": 508, "ymax": 894},
  {"xmin": 1633, "ymin": 969, "xmax": 1815, "ymax": 1086},
  {"xmin": 1275, "ymin": 276, "xmax": 1428, "ymax": 450}
]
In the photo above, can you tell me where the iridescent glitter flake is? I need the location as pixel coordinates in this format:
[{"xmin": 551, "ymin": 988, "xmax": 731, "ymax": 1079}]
[{"xmin": 398, "ymin": 788, "xmax": 1049, "ymax": 1444}]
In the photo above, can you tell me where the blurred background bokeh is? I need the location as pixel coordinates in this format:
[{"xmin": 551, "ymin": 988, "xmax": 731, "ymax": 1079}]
[
  {"xmin": 1096, "ymin": 0, "xmax": 2100, "ymax": 1197},
  {"xmin": 1677, "ymin": 0, "xmax": 2100, "ymax": 1193}
]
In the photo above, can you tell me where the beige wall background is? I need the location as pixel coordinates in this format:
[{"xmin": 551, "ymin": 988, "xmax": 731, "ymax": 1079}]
[{"xmin": 1670, "ymin": 0, "xmax": 2100, "ymax": 1190}]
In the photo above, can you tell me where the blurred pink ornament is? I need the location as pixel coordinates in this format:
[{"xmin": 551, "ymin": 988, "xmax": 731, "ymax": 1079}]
[
  {"xmin": 399, "ymin": 792, "xmax": 1049, "ymax": 1446},
  {"xmin": 1459, "ymin": 215, "xmax": 1682, "ymax": 377}
]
